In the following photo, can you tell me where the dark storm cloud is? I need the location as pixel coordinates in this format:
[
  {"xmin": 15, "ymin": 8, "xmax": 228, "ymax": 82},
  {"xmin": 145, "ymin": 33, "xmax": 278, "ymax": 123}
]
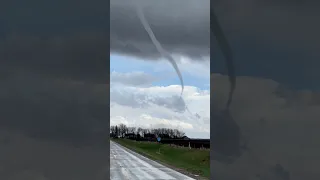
[{"xmin": 110, "ymin": 0, "xmax": 210, "ymax": 59}]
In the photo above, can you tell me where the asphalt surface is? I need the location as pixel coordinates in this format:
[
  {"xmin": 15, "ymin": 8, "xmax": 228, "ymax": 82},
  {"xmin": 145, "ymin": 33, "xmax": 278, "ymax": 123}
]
[{"xmin": 110, "ymin": 141, "xmax": 195, "ymax": 180}]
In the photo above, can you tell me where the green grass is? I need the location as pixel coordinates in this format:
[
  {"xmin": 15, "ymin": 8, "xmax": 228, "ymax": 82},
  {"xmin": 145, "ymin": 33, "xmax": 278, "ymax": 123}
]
[{"xmin": 112, "ymin": 138, "xmax": 210, "ymax": 179}]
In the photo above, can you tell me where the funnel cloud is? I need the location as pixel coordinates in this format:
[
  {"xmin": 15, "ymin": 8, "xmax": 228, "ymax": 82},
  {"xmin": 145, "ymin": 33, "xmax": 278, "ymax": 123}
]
[{"xmin": 134, "ymin": 0, "xmax": 184, "ymax": 95}]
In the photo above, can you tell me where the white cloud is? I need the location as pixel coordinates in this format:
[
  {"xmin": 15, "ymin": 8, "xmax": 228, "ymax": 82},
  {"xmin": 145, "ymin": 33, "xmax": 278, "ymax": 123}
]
[
  {"xmin": 211, "ymin": 73, "xmax": 320, "ymax": 179},
  {"xmin": 110, "ymin": 71, "xmax": 210, "ymax": 138}
]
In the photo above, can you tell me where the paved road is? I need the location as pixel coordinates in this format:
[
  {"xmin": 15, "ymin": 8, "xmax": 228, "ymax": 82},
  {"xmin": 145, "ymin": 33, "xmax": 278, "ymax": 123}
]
[{"xmin": 110, "ymin": 141, "xmax": 195, "ymax": 180}]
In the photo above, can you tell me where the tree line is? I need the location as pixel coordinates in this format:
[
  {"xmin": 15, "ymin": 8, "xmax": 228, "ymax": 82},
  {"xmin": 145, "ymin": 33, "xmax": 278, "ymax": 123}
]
[{"xmin": 110, "ymin": 123, "xmax": 186, "ymax": 139}]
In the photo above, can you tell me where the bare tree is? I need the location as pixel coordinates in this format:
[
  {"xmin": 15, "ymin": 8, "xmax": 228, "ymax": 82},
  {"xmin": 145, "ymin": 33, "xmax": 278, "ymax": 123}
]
[
  {"xmin": 113, "ymin": 124, "xmax": 186, "ymax": 139},
  {"xmin": 119, "ymin": 124, "xmax": 127, "ymax": 137},
  {"xmin": 127, "ymin": 127, "xmax": 136, "ymax": 133},
  {"xmin": 115, "ymin": 125, "xmax": 118, "ymax": 137},
  {"xmin": 110, "ymin": 126, "xmax": 115, "ymax": 134},
  {"xmin": 168, "ymin": 129, "xmax": 174, "ymax": 138},
  {"xmin": 137, "ymin": 127, "xmax": 142, "ymax": 136},
  {"xmin": 141, "ymin": 128, "xmax": 148, "ymax": 137}
]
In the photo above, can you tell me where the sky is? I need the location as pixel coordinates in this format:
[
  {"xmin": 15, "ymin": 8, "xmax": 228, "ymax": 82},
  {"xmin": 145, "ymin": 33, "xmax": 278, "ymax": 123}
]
[{"xmin": 110, "ymin": 54, "xmax": 210, "ymax": 138}]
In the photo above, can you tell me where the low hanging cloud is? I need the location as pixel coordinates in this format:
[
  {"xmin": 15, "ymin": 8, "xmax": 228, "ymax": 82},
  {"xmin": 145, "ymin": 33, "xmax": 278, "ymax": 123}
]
[
  {"xmin": 110, "ymin": 85, "xmax": 187, "ymax": 113},
  {"xmin": 211, "ymin": 73, "xmax": 320, "ymax": 179},
  {"xmin": 110, "ymin": 0, "xmax": 210, "ymax": 60}
]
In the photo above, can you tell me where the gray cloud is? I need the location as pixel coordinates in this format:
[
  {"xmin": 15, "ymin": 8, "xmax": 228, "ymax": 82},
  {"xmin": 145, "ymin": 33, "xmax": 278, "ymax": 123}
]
[
  {"xmin": 110, "ymin": 71, "xmax": 157, "ymax": 86},
  {"xmin": 110, "ymin": 0, "xmax": 210, "ymax": 59},
  {"xmin": 151, "ymin": 96, "xmax": 186, "ymax": 113},
  {"xmin": 110, "ymin": 89, "xmax": 146, "ymax": 108},
  {"xmin": 211, "ymin": 74, "xmax": 320, "ymax": 179},
  {"xmin": 110, "ymin": 71, "xmax": 187, "ymax": 112},
  {"xmin": 110, "ymin": 86, "xmax": 186, "ymax": 113}
]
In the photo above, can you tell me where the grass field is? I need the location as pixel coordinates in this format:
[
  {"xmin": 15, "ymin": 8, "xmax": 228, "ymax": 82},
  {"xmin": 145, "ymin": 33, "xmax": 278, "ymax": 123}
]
[{"xmin": 112, "ymin": 138, "xmax": 210, "ymax": 179}]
